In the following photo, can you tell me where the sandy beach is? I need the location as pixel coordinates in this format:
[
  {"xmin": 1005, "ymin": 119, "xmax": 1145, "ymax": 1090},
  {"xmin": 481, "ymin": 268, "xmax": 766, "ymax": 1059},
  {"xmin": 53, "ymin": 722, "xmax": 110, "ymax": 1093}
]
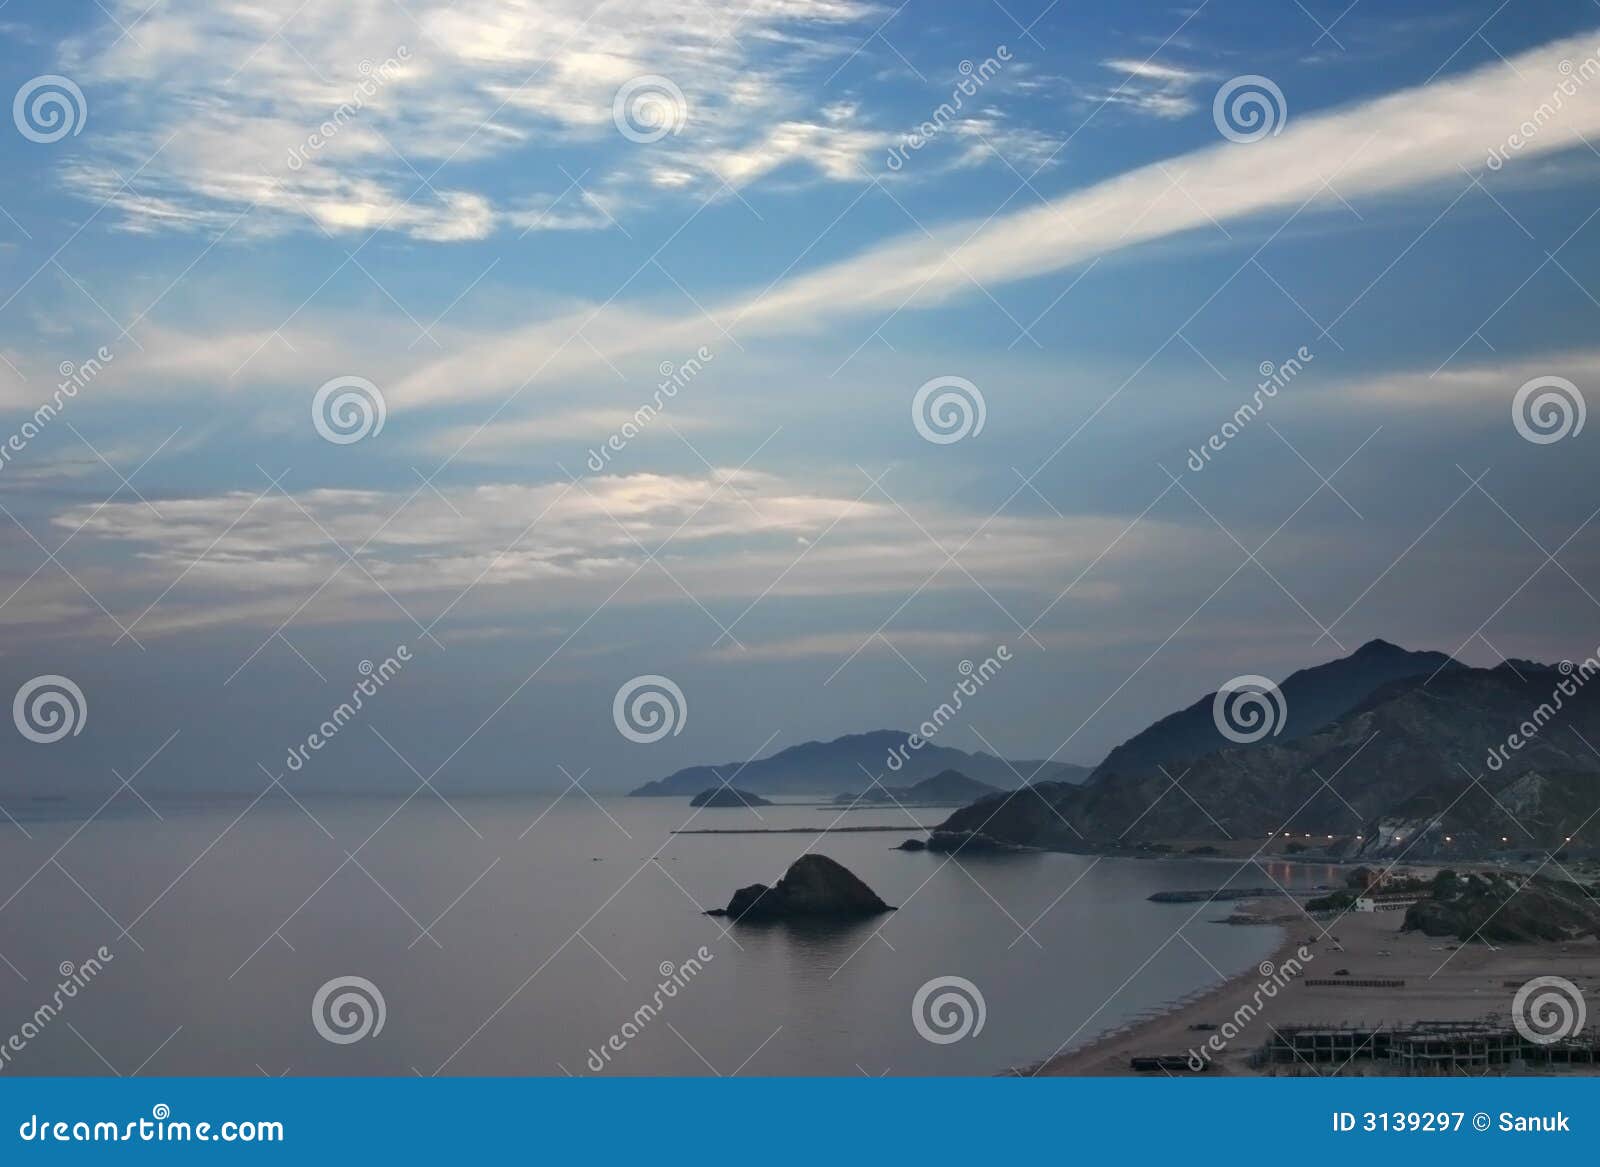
[{"xmin": 1036, "ymin": 897, "xmax": 1600, "ymax": 1076}]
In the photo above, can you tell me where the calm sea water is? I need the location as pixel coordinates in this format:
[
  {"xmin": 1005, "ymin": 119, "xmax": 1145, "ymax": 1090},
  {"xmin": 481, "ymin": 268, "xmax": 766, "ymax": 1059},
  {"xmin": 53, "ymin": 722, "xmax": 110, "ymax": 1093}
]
[{"xmin": 0, "ymin": 795, "xmax": 1334, "ymax": 1076}]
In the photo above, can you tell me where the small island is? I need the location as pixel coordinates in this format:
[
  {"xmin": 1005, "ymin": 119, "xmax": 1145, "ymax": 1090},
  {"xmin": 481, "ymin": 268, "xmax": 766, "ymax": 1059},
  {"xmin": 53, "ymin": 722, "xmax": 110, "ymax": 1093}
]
[
  {"xmin": 707, "ymin": 854, "xmax": 894, "ymax": 921},
  {"xmin": 689, "ymin": 787, "xmax": 772, "ymax": 808}
]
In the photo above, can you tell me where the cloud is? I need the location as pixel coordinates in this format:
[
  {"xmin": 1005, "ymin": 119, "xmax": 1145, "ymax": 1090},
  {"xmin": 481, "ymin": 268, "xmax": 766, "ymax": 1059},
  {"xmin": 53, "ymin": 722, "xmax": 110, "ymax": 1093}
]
[
  {"xmin": 60, "ymin": 0, "xmax": 880, "ymax": 238},
  {"xmin": 1342, "ymin": 347, "xmax": 1600, "ymax": 412},
  {"xmin": 393, "ymin": 29, "xmax": 1600, "ymax": 407},
  {"xmin": 709, "ymin": 629, "xmax": 1004, "ymax": 660},
  {"xmin": 1091, "ymin": 57, "xmax": 1209, "ymax": 119},
  {"xmin": 1103, "ymin": 59, "xmax": 1204, "ymax": 85},
  {"xmin": 17, "ymin": 469, "xmax": 1195, "ymax": 639}
]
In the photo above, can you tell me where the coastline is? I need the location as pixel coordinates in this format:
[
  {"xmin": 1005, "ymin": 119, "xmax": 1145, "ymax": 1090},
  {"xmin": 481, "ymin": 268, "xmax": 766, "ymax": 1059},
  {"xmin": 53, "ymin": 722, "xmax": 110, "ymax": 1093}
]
[
  {"xmin": 1031, "ymin": 896, "xmax": 1600, "ymax": 1076},
  {"xmin": 1027, "ymin": 898, "xmax": 1301, "ymax": 1076}
]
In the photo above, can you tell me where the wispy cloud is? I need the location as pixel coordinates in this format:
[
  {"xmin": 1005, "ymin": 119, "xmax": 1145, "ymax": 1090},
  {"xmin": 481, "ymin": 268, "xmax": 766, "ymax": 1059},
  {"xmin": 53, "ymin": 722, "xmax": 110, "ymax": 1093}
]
[
  {"xmin": 392, "ymin": 29, "xmax": 1600, "ymax": 407},
  {"xmin": 1093, "ymin": 56, "xmax": 1210, "ymax": 119},
  {"xmin": 59, "ymin": 0, "xmax": 881, "ymax": 238},
  {"xmin": 19, "ymin": 470, "xmax": 1186, "ymax": 640}
]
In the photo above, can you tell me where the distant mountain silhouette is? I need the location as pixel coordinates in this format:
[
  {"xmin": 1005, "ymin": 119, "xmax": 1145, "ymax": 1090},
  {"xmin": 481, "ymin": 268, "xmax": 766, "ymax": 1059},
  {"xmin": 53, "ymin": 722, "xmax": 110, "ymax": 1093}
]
[
  {"xmin": 629, "ymin": 730, "xmax": 1090, "ymax": 796},
  {"xmin": 832, "ymin": 768, "xmax": 1001, "ymax": 806},
  {"xmin": 1089, "ymin": 638, "xmax": 1458, "ymax": 783},
  {"xmin": 933, "ymin": 647, "xmax": 1600, "ymax": 858}
]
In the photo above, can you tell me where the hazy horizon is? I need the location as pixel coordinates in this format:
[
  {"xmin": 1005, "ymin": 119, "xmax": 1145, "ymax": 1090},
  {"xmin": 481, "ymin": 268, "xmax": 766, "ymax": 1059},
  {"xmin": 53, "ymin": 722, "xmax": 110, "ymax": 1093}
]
[{"xmin": 2, "ymin": 1, "xmax": 1598, "ymax": 800}]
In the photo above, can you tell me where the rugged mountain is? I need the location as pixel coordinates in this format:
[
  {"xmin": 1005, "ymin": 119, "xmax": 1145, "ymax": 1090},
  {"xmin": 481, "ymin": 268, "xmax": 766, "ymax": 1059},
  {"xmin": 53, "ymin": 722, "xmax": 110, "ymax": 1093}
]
[
  {"xmin": 1089, "ymin": 639, "xmax": 1458, "ymax": 783},
  {"xmin": 832, "ymin": 769, "xmax": 1000, "ymax": 807},
  {"xmin": 933, "ymin": 655, "xmax": 1600, "ymax": 858},
  {"xmin": 629, "ymin": 730, "xmax": 1090, "ymax": 796}
]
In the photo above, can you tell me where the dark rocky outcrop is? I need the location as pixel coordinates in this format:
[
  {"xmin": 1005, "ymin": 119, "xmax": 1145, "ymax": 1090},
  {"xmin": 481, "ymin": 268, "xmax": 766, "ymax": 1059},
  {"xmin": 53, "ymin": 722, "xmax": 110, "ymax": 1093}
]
[
  {"xmin": 895, "ymin": 837, "xmax": 927, "ymax": 851},
  {"xmin": 688, "ymin": 787, "xmax": 771, "ymax": 808},
  {"xmin": 707, "ymin": 854, "xmax": 894, "ymax": 921},
  {"xmin": 1403, "ymin": 871, "xmax": 1600, "ymax": 943}
]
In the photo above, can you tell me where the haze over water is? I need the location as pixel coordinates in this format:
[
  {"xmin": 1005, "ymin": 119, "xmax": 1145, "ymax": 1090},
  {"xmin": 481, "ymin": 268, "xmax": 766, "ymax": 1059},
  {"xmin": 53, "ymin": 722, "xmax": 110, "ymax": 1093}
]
[{"xmin": 0, "ymin": 795, "xmax": 1328, "ymax": 1076}]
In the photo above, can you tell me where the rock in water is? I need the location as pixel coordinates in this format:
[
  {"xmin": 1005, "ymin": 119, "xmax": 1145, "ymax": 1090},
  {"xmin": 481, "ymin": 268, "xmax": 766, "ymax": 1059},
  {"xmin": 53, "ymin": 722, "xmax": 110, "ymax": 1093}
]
[
  {"xmin": 710, "ymin": 854, "xmax": 894, "ymax": 921},
  {"xmin": 896, "ymin": 837, "xmax": 927, "ymax": 851}
]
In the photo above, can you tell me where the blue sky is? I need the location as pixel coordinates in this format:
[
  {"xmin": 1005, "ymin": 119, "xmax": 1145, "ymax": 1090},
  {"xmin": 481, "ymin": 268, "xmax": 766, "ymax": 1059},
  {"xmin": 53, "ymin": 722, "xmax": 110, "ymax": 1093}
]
[{"xmin": 1, "ymin": 0, "xmax": 1598, "ymax": 794}]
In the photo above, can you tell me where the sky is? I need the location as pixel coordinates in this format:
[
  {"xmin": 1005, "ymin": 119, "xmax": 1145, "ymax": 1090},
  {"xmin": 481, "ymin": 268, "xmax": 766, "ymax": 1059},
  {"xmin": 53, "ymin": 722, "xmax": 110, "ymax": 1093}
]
[{"xmin": 1, "ymin": 0, "xmax": 1598, "ymax": 795}]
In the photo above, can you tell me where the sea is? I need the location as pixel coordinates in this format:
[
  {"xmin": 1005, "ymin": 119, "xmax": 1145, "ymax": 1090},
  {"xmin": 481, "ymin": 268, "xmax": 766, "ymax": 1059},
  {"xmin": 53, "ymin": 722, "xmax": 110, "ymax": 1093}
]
[{"xmin": 0, "ymin": 794, "xmax": 1337, "ymax": 1076}]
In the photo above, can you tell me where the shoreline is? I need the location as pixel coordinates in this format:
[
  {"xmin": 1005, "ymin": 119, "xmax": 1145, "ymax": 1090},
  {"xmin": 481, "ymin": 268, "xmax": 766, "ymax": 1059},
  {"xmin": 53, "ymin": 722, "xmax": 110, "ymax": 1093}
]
[
  {"xmin": 1025, "ymin": 898, "xmax": 1301, "ymax": 1076},
  {"xmin": 1031, "ymin": 896, "xmax": 1600, "ymax": 1076}
]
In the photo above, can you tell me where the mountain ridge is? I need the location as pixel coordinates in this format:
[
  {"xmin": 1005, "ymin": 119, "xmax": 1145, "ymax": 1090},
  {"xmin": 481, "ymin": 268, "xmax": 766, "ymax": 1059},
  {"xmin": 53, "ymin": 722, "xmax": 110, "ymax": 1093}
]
[
  {"xmin": 628, "ymin": 730, "xmax": 1091, "ymax": 796},
  {"xmin": 933, "ymin": 645, "xmax": 1600, "ymax": 858}
]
